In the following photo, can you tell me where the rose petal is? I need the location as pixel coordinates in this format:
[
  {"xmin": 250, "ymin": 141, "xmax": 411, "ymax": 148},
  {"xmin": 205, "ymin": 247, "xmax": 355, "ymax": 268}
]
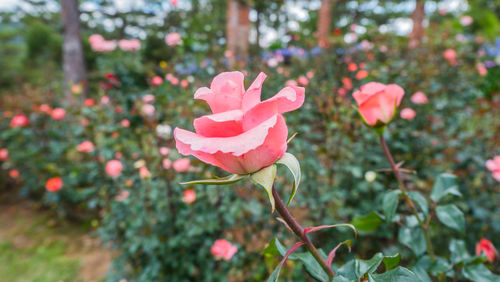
[
  {"xmin": 194, "ymin": 72, "xmax": 245, "ymax": 113},
  {"xmin": 242, "ymin": 72, "xmax": 267, "ymax": 112},
  {"xmin": 193, "ymin": 110, "xmax": 244, "ymax": 137}
]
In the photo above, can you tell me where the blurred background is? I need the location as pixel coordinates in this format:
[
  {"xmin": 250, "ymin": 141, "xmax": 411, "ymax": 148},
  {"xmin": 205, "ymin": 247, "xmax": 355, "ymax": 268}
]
[{"xmin": 0, "ymin": 0, "xmax": 499, "ymax": 281}]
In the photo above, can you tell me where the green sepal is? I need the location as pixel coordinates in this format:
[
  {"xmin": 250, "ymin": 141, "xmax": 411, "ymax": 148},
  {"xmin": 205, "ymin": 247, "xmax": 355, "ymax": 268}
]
[
  {"xmin": 180, "ymin": 174, "xmax": 246, "ymax": 185},
  {"xmin": 250, "ymin": 164, "xmax": 277, "ymax": 212},
  {"xmin": 276, "ymin": 152, "xmax": 301, "ymax": 206}
]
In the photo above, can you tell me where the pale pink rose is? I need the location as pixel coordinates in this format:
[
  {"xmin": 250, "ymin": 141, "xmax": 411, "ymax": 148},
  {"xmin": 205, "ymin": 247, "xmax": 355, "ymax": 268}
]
[
  {"xmin": 352, "ymin": 82, "xmax": 405, "ymax": 126},
  {"xmin": 91, "ymin": 39, "xmax": 116, "ymax": 52},
  {"xmin": 170, "ymin": 77, "xmax": 179, "ymax": 85},
  {"xmin": 180, "ymin": 79, "xmax": 189, "ymax": 88},
  {"xmin": 285, "ymin": 79, "xmax": 298, "ymax": 87},
  {"xmin": 159, "ymin": 147, "xmax": 170, "ymax": 156},
  {"xmin": 162, "ymin": 159, "xmax": 172, "ymax": 169},
  {"xmin": 174, "ymin": 72, "xmax": 305, "ymax": 174},
  {"xmin": 39, "ymin": 104, "xmax": 52, "ymax": 114},
  {"xmin": 460, "ymin": 15, "xmax": 473, "ymax": 26},
  {"xmin": 101, "ymin": 96, "xmax": 110, "ymax": 105},
  {"xmin": 77, "ymin": 141, "xmax": 95, "ymax": 153},
  {"xmin": 410, "ymin": 92, "xmax": 428, "ymax": 104},
  {"xmin": 71, "ymin": 84, "xmax": 82, "ymax": 94},
  {"xmin": 166, "ymin": 73, "xmax": 175, "ymax": 81},
  {"xmin": 81, "ymin": 118, "xmax": 89, "ymax": 127},
  {"xmin": 152, "ymin": 76, "xmax": 163, "ymax": 86},
  {"xmin": 51, "ymin": 108, "xmax": 66, "ymax": 120},
  {"xmin": 211, "ymin": 239, "xmax": 237, "ymax": 261},
  {"xmin": 183, "ymin": 189, "xmax": 196, "ymax": 203},
  {"xmin": 306, "ymin": 71, "xmax": 314, "ymax": 79},
  {"xmin": 142, "ymin": 94, "xmax": 155, "ymax": 103},
  {"xmin": 105, "ymin": 160, "xmax": 123, "ymax": 177},
  {"xmin": 121, "ymin": 119, "xmax": 130, "ymax": 127},
  {"xmin": 476, "ymin": 63, "xmax": 487, "ymax": 76},
  {"xmin": 486, "ymin": 156, "xmax": 500, "ymax": 182},
  {"xmin": 170, "ymin": 0, "xmax": 178, "ymax": 7},
  {"xmin": 400, "ymin": 108, "xmax": 416, "ymax": 120},
  {"xmin": 118, "ymin": 39, "xmax": 141, "ymax": 51},
  {"xmin": 443, "ymin": 49, "xmax": 457, "ymax": 65},
  {"xmin": 139, "ymin": 166, "xmax": 151, "ymax": 179},
  {"xmin": 165, "ymin": 32, "xmax": 181, "ymax": 46},
  {"xmin": 337, "ymin": 88, "xmax": 347, "ymax": 96},
  {"xmin": 0, "ymin": 148, "xmax": 8, "ymax": 161},
  {"xmin": 297, "ymin": 76, "xmax": 309, "ymax": 86},
  {"xmin": 115, "ymin": 190, "xmax": 130, "ymax": 202},
  {"xmin": 10, "ymin": 115, "xmax": 29, "ymax": 128},
  {"xmin": 173, "ymin": 158, "xmax": 190, "ymax": 172},
  {"xmin": 141, "ymin": 104, "xmax": 155, "ymax": 116},
  {"xmin": 89, "ymin": 34, "xmax": 104, "ymax": 45}
]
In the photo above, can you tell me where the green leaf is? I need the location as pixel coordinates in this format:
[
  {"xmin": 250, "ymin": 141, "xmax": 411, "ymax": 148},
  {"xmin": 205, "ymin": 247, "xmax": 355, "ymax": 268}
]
[
  {"xmin": 430, "ymin": 173, "xmax": 461, "ymax": 202},
  {"xmin": 351, "ymin": 212, "xmax": 383, "ymax": 232},
  {"xmin": 398, "ymin": 227, "xmax": 427, "ymax": 256},
  {"xmin": 449, "ymin": 239, "xmax": 470, "ymax": 264},
  {"xmin": 368, "ymin": 267, "xmax": 419, "ymax": 282},
  {"xmin": 462, "ymin": 263, "xmax": 500, "ymax": 282},
  {"xmin": 336, "ymin": 260, "xmax": 357, "ymax": 280},
  {"xmin": 292, "ymin": 252, "xmax": 330, "ymax": 281},
  {"xmin": 331, "ymin": 275, "xmax": 352, "ymax": 282},
  {"xmin": 408, "ymin": 191, "xmax": 429, "ymax": 217},
  {"xmin": 382, "ymin": 190, "xmax": 401, "ymax": 223},
  {"xmin": 276, "ymin": 152, "xmax": 301, "ymax": 206},
  {"xmin": 355, "ymin": 252, "xmax": 384, "ymax": 277},
  {"xmin": 267, "ymin": 241, "xmax": 305, "ymax": 282},
  {"xmin": 383, "ymin": 253, "xmax": 401, "ymax": 271},
  {"xmin": 429, "ymin": 256, "xmax": 451, "ymax": 274},
  {"xmin": 436, "ymin": 204, "xmax": 465, "ymax": 232},
  {"xmin": 411, "ymin": 266, "xmax": 432, "ymax": 282},
  {"xmin": 250, "ymin": 164, "xmax": 277, "ymax": 212},
  {"xmin": 180, "ymin": 174, "xmax": 246, "ymax": 185}
]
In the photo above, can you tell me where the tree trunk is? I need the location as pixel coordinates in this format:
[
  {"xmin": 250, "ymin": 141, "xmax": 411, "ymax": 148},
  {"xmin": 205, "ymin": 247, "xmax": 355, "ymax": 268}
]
[
  {"xmin": 226, "ymin": 0, "xmax": 250, "ymax": 66},
  {"xmin": 61, "ymin": 0, "xmax": 87, "ymax": 102},
  {"xmin": 317, "ymin": 0, "xmax": 332, "ymax": 47},
  {"xmin": 409, "ymin": 0, "xmax": 426, "ymax": 48}
]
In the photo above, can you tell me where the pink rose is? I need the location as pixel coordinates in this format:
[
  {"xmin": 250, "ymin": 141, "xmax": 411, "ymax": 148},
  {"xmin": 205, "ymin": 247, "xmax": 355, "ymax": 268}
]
[
  {"xmin": 180, "ymin": 79, "xmax": 189, "ymax": 88},
  {"xmin": 211, "ymin": 239, "xmax": 237, "ymax": 261},
  {"xmin": 101, "ymin": 96, "xmax": 110, "ymax": 105},
  {"xmin": 174, "ymin": 72, "xmax": 305, "ymax": 174},
  {"xmin": 162, "ymin": 159, "xmax": 172, "ymax": 169},
  {"xmin": 355, "ymin": 70, "xmax": 368, "ymax": 80},
  {"xmin": 9, "ymin": 169, "xmax": 19, "ymax": 179},
  {"xmin": 306, "ymin": 71, "xmax": 314, "ymax": 79},
  {"xmin": 81, "ymin": 118, "xmax": 89, "ymax": 127},
  {"xmin": 142, "ymin": 94, "xmax": 155, "ymax": 104},
  {"xmin": 10, "ymin": 115, "xmax": 29, "ymax": 128},
  {"xmin": 183, "ymin": 189, "xmax": 196, "ymax": 203},
  {"xmin": 141, "ymin": 104, "xmax": 156, "ymax": 116},
  {"xmin": 91, "ymin": 39, "xmax": 116, "ymax": 52},
  {"xmin": 115, "ymin": 190, "xmax": 130, "ymax": 202},
  {"xmin": 410, "ymin": 92, "xmax": 428, "ymax": 104},
  {"xmin": 0, "ymin": 148, "xmax": 8, "ymax": 161},
  {"xmin": 39, "ymin": 104, "xmax": 52, "ymax": 114},
  {"xmin": 165, "ymin": 32, "xmax": 181, "ymax": 46},
  {"xmin": 285, "ymin": 80, "xmax": 298, "ymax": 87},
  {"xmin": 152, "ymin": 76, "xmax": 163, "ymax": 86},
  {"xmin": 353, "ymin": 82, "xmax": 405, "ymax": 126},
  {"xmin": 348, "ymin": 62, "xmax": 357, "ymax": 72},
  {"xmin": 159, "ymin": 147, "xmax": 170, "ymax": 156},
  {"xmin": 476, "ymin": 63, "xmax": 487, "ymax": 77},
  {"xmin": 89, "ymin": 34, "xmax": 104, "ymax": 45},
  {"xmin": 173, "ymin": 158, "xmax": 190, "ymax": 172},
  {"xmin": 118, "ymin": 39, "xmax": 141, "ymax": 51},
  {"xmin": 106, "ymin": 160, "xmax": 123, "ymax": 177},
  {"xmin": 139, "ymin": 166, "xmax": 151, "ymax": 179},
  {"xmin": 443, "ymin": 49, "xmax": 457, "ymax": 65},
  {"xmin": 170, "ymin": 0, "xmax": 178, "ymax": 7},
  {"xmin": 400, "ymin": 108, "xmax": 416, "ymax": 120},
  {"xmin": 476, "ymin": 238, "xmax": 498, "ymax": 262},
  {"xmin": 51, "ymin": 108, "xmax": 66, "ymax": 120},
  {"xmin": 297, "ymin": 76, "xmax": 309, "ymax": 86},
  {"xmin": 486, "ymin": 156, "xmax": 500, "ymax": 182},
  {"xmin": 121, "ymin": 119, "xmax": 130, "ymax": 127},
  {"xmin": 460, "ymin": 15, "xmax": 473, "ymax": 26},
  {"xmin": 77, "ymin": 141, "xmax": 95, "ymax": 153}
]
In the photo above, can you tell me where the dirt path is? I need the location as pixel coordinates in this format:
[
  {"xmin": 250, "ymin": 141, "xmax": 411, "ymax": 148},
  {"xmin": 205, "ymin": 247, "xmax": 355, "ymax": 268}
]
[{"xmin": 0, "ymin": 198, "xmax": 113, "ymax": 282}]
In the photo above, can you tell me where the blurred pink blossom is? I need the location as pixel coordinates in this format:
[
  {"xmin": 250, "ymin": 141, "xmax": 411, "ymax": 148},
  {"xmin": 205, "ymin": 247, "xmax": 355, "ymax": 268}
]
[
  {"xmin": 51, "ymin": 108, "xmax": 66, "ymax": 120},
  {"xmin": 105, "ymin": 160, "xmax": 123, "ymax": 177},
  {"xmin": 211, "ymin": 239, "xmax": 237, "ymax": 260},
  {"xmin": 77, "ymin": 141, "xmax": 95, "ymax": 153},
  {"xmin": 400, "ymin": 108, "xmax": 416, "ymax": 120},
  {"xmin": 118, "ymin": 39, "xmax": 141, "ymax": 51},
  {"xmin": 410, "ymin": 92, "xmax": 428, "ymax": 104},
  {"xmin": 173, "ymin": 158, "xmax": 190, "ymax": 172},
  {"xmin": 183, "ymin": 189, "xmax": 196, "ymax": 204},
  {"xmin": 165, "ymin": 32, "xmax": 181, "ymax": 46}
]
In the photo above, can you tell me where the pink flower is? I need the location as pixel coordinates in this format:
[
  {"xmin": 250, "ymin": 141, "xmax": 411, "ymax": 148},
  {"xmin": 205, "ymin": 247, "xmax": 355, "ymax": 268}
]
[
  {"xmin": 89, "ymin": 34, "xmax": 104, "ymax": 45},
  {"xmin": 170, "ymin": 77, "xmax": 179, "ymax": 85},
  {"xmin": 10, "ymin": 115, "xmax": 29, "ymax": 128},
  {"xmin": 174, "ymin": 72, "xmax": 305, "ymax": 174},
  {"xmin": 183, "ymin": 189, "xmax": 196, "ymax": 203},
  {"xmin": 101, "ymin": 96, "xmax": 110, "ymax": 105},
  {"xmin": 139, "ymin": 166, "xmax": 151, "ymax": 179},
  {"xmin": 352, "ymin": 82, "xmax": 405, "ymax": 126},
  {"xmin": 77, "ymin": 141, "xmax": 95, "ymax": 153},
  {"xmin": 0, "ymin": 148, "xmax": 8, "ymax": 161},
  {"xmin": 165, "ymin": 32, "xmax": 181, "ymax": 46},
  {"xmin": 121, "ymin": 119, "xmax": 130, "ymax": 127},
  {"xmin": 141, "ymin": 104, "xmax": 155, "ymax": 116},
  {"xmin": 355, "ymin": 70, "xmax": 368, "ymax": 80},
  {"xmin": 400, "ymin": 108, "xmax": 416, "ymax": 120},
  {"xmin": 443, "ymin": 49, "xmax": 457, "ymax": 65},
  {"xmin": 114, "ymin": 152, "xmax": 122, "ymax": 159},
  {"xmin": 142, "ymin": 94, "xmax": 155, "ymax": 103},
  {"xmin": 297, "ymin": 76, "xmax": 309, "ymax": 86},
  {"xmin": 410, "ymin": 92, "xmax": 428, "ymax": 104},
  {"xmin": 39, "ymin": 104, "xmax": 52, "ymax": 114},
  {"xmin": 152, "ymin": 76, "xmax": 163, "ymax": 86},
  {"xmin": 91, "ymin": 39, "xmax": 116, "ymax": 52},
  {"xmin": 337, "ymin": 88, "xmax": 347, "ymax": 96},
  {"xmin": 51, "ymin": 108, "xmax": 66, "ymax": 120},
  {"xmin": 476, "ymin": 63, "xmax": 487, "ymax": 76},
  {"xmin": 118, "ymin": 39, "xmax": 141, "ymax": 51},
  {"xmin": 173, "ymin": 158, "xmax": 190, "ymax": 172},
  {"xmin": 476, "ymin": 238, "xmax": 498, "ymax": 262},
  {"xmin": 180, "ymin": 79, "xmax": 189, "ymax": 88},
  {"xmin": 81, "ymin": 118, "xmax": 89, "ymax": 127},
  {"xmin": 285, "ymin": 80, "xmax": 298, "ymax": 87},
  {"xmin": 211, "ymin": 239, "xmax": 237, "ymax": 261},
  {"xmin": 115, "ymin": 190, "xmax": 130, "ymax": 202},
  {"xmin": 486, "ymin": 156, "xmax": 500, "ymax": 182},
  {"xmin": 106, "ymin": 160, "xmax": 123, "ymax": 177},
  {"xmin": 84, "ymin": 99, "xmax": 95, "ymax": 107},
  {"xmin": 46, "ymin": 177, "xmax": 63, "ymax": 192},
  {"xmin": 170, "ymin": 0, "xmax": 178, "ymax": 7},
  {"xmin": 342, "ymin": 77, "xmax": 353, "ymax": 90},
  {"xmin": 9, "ymin": 169, "xmax": 19, "ymax": 179},
  {"xmin": 460, "ymin": 15, "xmax": 473, "ymax": 26},
  {"xmin": 162, "ymin": 159, "xmax": 172, "ymax": 169},
  {"xmin": 306, "ymin": 71, "xmax": 314, "ymax": 79},
  {"xmin": 159, "ymin": 147, "xmax": 170, "ymax": 156},
  {"xmin": 348, "ymin": 62, "xmax": 358, "ymax": 72}
]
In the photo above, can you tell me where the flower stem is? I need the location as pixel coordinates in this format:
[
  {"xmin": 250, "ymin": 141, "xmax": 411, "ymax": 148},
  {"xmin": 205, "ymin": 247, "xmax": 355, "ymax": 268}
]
[
  {"xmin": 379, "ymin": 134, "xmax": 436, "ymax": 262},
  {"xmin": 272, "ymin": 185, "xmax": 335, "ymax": 278}
]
